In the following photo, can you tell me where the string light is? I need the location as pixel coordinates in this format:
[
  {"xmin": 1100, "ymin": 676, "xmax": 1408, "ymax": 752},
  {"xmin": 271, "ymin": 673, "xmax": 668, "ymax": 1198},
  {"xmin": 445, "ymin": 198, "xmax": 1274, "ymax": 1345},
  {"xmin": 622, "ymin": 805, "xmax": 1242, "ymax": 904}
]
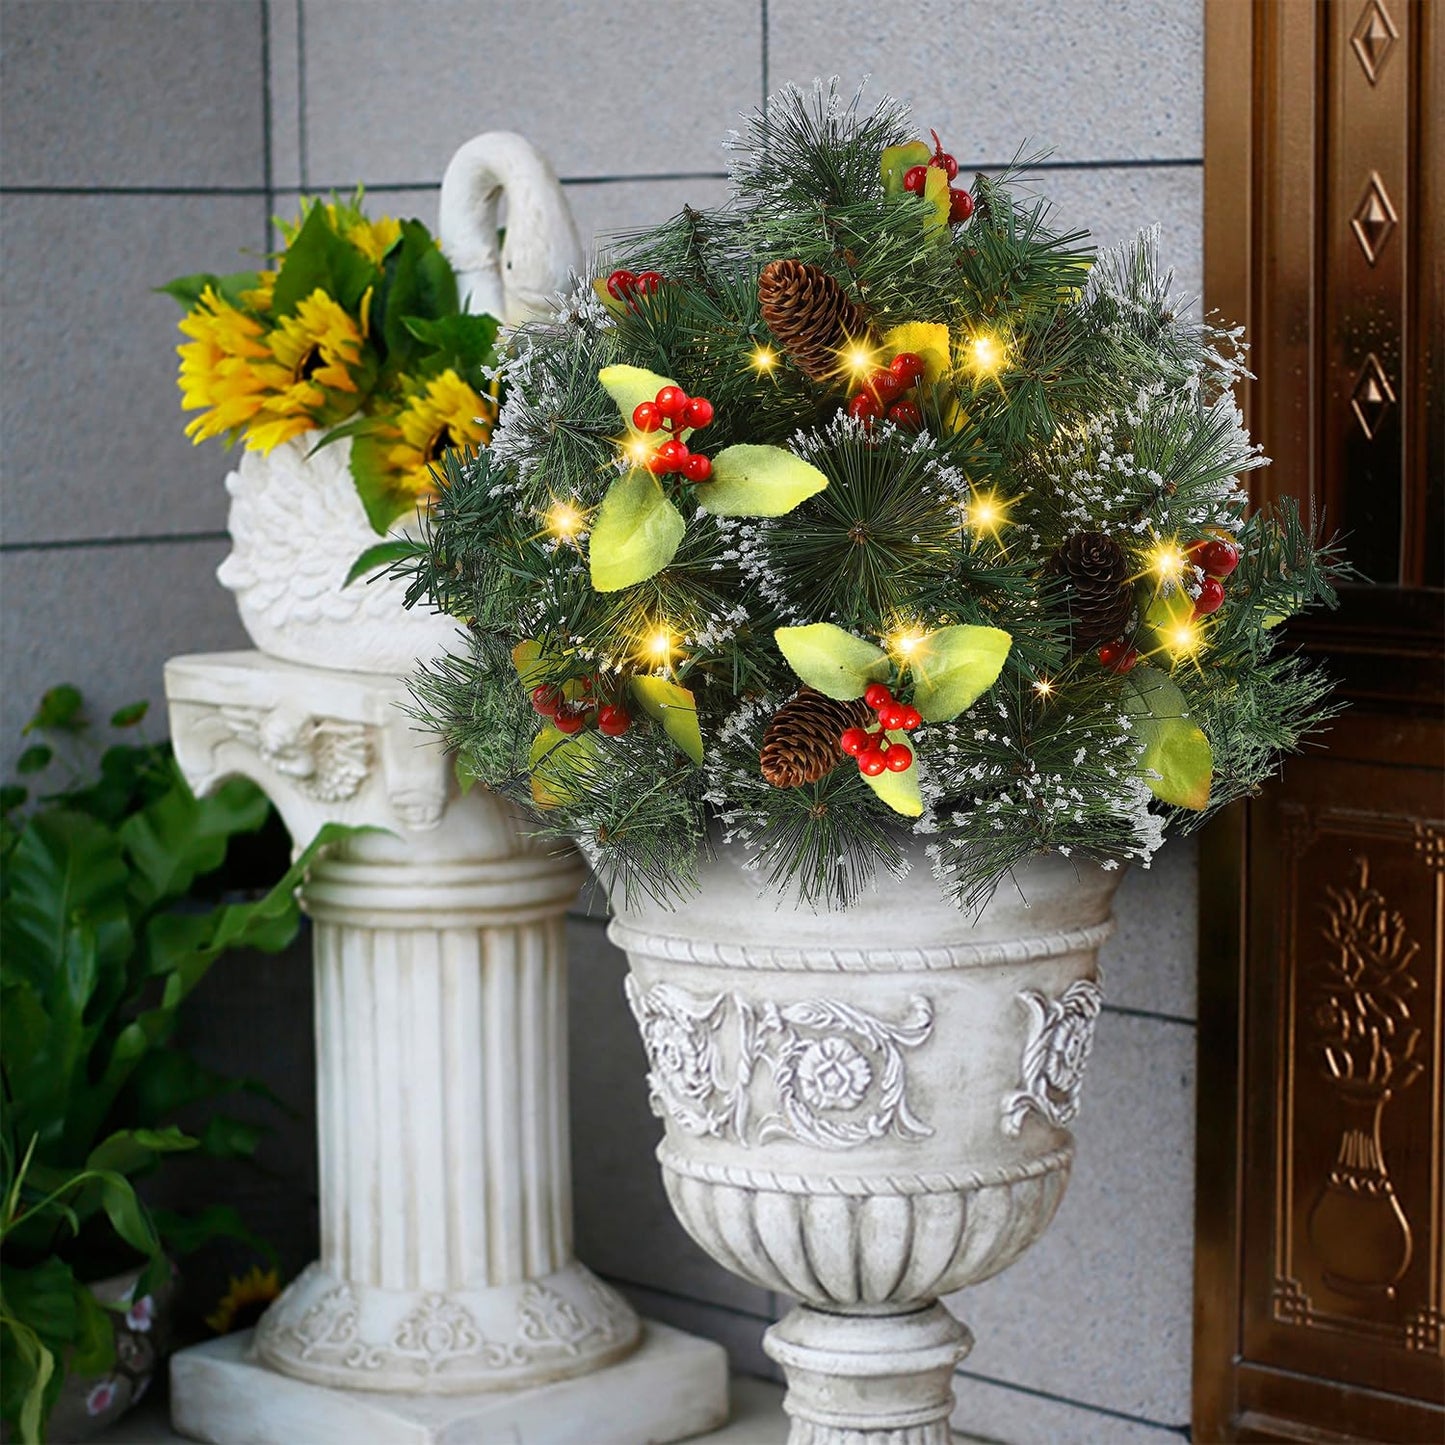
[
  {"xmin": 966, "ymin": 332, "xmax": 1006, "ymax": 376},
  {"xmin": 966, "ymin": 490, "xmax": 1009, "ymax": 537},
  {"xmin": 889, "ymin": 628, "xmax": 927, "ymax": 658},
  {"xmin": 1164, "ymin": 620, "xmax": 1202, "ymax": 658},
  {"xmin": 545, "ymin": 501, "xmax": 583, "ymax": 538},
  {"xmin": 1032, "ymin": 677, "xmax": 1054, "ymax": 698},
  {"xmin": 622, "ymin": 437, "xmax": 653, "ymax": 468},
  {"xmin": 751, "ymin": 346, "xmax": 777, "ymax": 372},
  {"xmin": 642, "ymin": 626, "xmax": 675, "ymax": 668},
  {"xmin": 1147, "ymin": 541, "xmax": 1189, "ymax": 586},
  {"xmin": 838, "ymin": 342, "xmax": 880, "ymax": 379}
]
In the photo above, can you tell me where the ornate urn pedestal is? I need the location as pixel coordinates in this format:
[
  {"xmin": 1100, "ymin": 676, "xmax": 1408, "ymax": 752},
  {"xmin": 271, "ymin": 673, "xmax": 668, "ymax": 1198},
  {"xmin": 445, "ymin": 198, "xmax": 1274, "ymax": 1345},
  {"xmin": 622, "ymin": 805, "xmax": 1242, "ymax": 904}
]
[
  {"xmin": 162, "ymin": 653, "xmax": 727, "ymax": 1445},
  {"xmin": 611, "ymin": 844, "xmax": 1121, "ymax": 1445}
]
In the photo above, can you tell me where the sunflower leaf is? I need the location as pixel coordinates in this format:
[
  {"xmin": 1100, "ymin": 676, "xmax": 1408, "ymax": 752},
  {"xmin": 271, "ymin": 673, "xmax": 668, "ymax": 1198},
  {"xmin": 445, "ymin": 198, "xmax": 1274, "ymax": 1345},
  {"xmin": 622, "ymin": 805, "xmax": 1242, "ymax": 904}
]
[
  {"xmin": 270, "ymin": 203, "xmax": 378, "ymax": 317},
  {"xmin": 859, "ymin": 731, "xmax": 924, "ymax": 817},
  {"xmin": 588, "ymin": 469, "xmax": 685, "ymax": 592},
  {"xmin": 629, "ymin": 677, "xmax": 703, "ymax": 764},
  {"xmin": 774, "ymin": 624, "xmax": 890, "ymax": 700},
  {"xmin": 908, "ymin": 625, "xmax": 1013, "ymax": 722},
  {"xmin": 699, "ymin": 445, "xmax": 830, "ymax": 518},
  {"xmin": 343, "ymin": 539, "xmax": 425, "ymax": 589},
  {"xmin": 1120, "ymin": 667, "xmax": 1213, "ymax": 810},
  {"xmin": 348, "ymin": 434, "xmax": 419, "ymax": 536}
]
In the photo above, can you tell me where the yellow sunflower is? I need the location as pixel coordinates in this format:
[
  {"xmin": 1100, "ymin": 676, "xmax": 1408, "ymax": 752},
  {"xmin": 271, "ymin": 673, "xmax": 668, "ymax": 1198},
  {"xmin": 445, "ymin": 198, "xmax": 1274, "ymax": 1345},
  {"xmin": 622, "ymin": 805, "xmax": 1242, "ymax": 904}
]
[
  {"xmin": 329, "ymin": 205, "xmax": 402, "ymax": 265},
  {"xmin": 244, "ymin": 288, "xmax": 372, "ymax": 453},
  {"xmin": 382, "ymin": 369, "xmax": 496, "ymax": 500},
  {"xmin": 176, "ymin": 286, "xmax": 281, "ymax": 445},
  {"xmin": 205, "ymin": 1266, "xmax": 281, "ymax": 1335}
]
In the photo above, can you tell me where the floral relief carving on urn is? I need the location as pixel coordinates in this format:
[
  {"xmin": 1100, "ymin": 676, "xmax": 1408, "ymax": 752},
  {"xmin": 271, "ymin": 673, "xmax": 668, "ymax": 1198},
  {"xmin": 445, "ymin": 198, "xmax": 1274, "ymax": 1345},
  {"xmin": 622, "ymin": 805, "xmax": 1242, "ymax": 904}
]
[
  {"xmin": 625, "ymin": 977, "xmax": 934, "ymax": 1149},
  {"xmin": 1001, "ymin": 977, "xmax": 1105, "ymax": 1137}
]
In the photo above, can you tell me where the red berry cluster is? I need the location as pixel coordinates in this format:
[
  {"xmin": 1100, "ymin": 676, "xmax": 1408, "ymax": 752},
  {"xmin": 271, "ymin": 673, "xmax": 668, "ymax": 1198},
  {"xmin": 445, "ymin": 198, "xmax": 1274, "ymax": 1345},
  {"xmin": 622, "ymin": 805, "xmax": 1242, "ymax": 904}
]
[
  {"xmin": 847, "ymin": 351, "xmax": 925, "ymax": 431},
  {"xmin": 531, "ymin": 680, "xmax": 632, "ymax": 736},
  {"xmin": 1186, "ymin": 537, "xmax": 1239, "ymax": 618},
  {"xmin": 902, "ymin": 130, "xmax": 975, "ymax": 225},
  {"xmin": 632, "ymin": 386, "xmax": 716, "ymax": 481},
  {"xmin": 606, "ymin": 268, "xmax": 664, "ymax": 306},
  {"xmin": 839, "ymin": 682, "xmax": 923, "ymax": 776},
  {"xmin": 1096, "ymin": 639, "xmax": 1141, "ymax": 674}
]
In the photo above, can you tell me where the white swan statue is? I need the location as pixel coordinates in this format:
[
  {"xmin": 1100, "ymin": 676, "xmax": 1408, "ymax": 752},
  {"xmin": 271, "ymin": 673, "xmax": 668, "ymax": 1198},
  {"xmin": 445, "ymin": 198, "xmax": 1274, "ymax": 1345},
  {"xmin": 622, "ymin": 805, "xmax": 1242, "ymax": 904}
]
[
  {"xmin": 439, "ymin": 130, "xmax": 584, "ymax": 325},
  {"xmin": 218, "ymin": 133, "xmax": 583, "ymax": 675}
]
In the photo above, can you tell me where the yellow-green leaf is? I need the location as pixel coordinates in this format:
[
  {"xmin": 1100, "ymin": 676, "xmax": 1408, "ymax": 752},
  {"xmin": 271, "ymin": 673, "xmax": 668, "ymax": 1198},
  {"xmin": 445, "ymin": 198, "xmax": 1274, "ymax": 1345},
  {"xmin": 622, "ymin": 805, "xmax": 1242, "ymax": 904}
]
[
  {"xmin": 629, "ymin": 675, "xmax": 704, "ymax": 764},
  {"xmin": 592, "ymin": 278, "xmax": 628, "ymax": 318},
  {"xmin": 881, "ymin": 140, "xmax": 931, "ymax": 196},
  {"xmin": 1121, "ymin": 668, "xmax": 1213, "ymax": 811},
  {"xmin": 588, "ymin": 468, "xmax": 685, "ymax": 592},
  {"xmin": 774, "ymin": 624, "xmax": 890, "ymax": 700},
  {"xmin": 922, "ymin": 165, "xmax": 952, "ymax": 239},
  {"xmin": 599, "ymin": 363, "xmax": 681, "ymax": 435},
  {"xmin": 528, "ymin": 726, "xmax": 600, "ymax": 807},
  {"xmin": 882, "ymin": 321, "xmax": 952, "ymax": 386},
  {"xmin": 860, "ymin": 731, "xmax": 923, "ymax": 817},
  {"xmin": 701, "ymin": 445, "xmax": 829, "ymax": 518},
  {"xmin": 908, "ymin": 625, "xmax": 1013, "ymax": 722},
  {"xmin": 511, "ymin": 639, "xmax": 550, "ymax": 688}
]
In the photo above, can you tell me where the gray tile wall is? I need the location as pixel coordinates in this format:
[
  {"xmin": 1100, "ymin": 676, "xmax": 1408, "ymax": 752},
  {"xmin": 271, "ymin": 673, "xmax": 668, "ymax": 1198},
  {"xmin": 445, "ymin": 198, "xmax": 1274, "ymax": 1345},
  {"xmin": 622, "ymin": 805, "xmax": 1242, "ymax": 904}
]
[{"xmin": 1, "ymin": 3, "xmax": 1202, "ymax": 1439}]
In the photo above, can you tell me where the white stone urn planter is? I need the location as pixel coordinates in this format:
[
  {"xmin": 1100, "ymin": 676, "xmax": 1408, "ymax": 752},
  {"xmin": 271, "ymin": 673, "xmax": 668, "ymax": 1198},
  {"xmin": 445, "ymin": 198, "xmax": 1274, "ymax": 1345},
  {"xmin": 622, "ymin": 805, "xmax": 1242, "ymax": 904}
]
[
  {"xmin": 217, "ymin": 131, "xmax": 582, "ymax": 677},
  {"xmin": 610, "ymin": 842, "xmax": 1122, "ymax": 1444}
]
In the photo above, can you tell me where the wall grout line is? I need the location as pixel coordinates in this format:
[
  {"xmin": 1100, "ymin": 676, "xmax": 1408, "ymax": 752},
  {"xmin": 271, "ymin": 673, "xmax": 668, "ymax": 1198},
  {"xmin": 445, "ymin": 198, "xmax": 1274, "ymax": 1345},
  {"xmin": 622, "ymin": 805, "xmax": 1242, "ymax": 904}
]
[
  {"xmin": 296, "ymin": 0, "xmax": 309, "ymax": 190},
  {"xmin": 954, "ymin": 1367, "xmax": 1190, "ymax": 1437},
  {"xmin": 1, "ymin": 531, "xmax": 231, "ymax": 555},
  {"xmin": 259, "ymin": 0, "xmax": 273, "ymax": 202}
]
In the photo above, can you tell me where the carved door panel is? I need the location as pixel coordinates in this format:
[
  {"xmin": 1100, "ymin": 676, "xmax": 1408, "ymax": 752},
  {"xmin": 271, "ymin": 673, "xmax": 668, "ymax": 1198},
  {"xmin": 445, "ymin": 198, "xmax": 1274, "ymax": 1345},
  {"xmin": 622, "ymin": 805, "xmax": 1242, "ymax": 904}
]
[{"xmin": 1195, "ymin": 2, "xmax": 1443, "ymax": 1441}]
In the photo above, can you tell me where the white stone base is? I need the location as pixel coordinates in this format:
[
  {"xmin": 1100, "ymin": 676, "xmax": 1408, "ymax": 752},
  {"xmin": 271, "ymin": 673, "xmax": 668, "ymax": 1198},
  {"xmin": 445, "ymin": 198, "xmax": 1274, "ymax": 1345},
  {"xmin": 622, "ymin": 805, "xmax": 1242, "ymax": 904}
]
[{"xmin": 170, "ymin": 1321, "xmax": 729, "ymax": 1445}]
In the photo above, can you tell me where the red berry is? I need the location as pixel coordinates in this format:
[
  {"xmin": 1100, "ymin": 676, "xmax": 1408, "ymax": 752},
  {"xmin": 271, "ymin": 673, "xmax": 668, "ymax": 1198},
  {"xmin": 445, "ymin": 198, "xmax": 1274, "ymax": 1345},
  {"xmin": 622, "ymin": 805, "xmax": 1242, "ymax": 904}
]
[
  {"xmin": 597, "ymin": 705, "xmax": 632, "ymax": 736},
  {"xmin": 890, "ymin": 352, "xmax": 925, "ymax": 383},
  {"xmin": 1193, "ymin": 578, "xmax": 1226, "ymax": 617},
  {"xmin": 1097, "ymin": 642, "xmax": 1140, "ymax": 674},
  {"xmin": 656, "ymin": 438, "xmax": 689, "ymax": 472},
  {"xmin": 929, "ymin": 130, "xmax": 959, "ymax": 180},
  {"xmin": 1199, "ymin": 539, "xmax": 1239, "ymax": 578},
  {"xmin": 681, "ymin": 396, "xmax": 714, "ymax": 430},
  {"xmin": 654, "ymin": 385, "xmax": 688, "ymax": 419},
  {"xmin": 885, "ymin": 743, "xmax": 914, "ymax": 772},
  {"xmin": 858, "ymin": 748, "xmax": 888, "ymax": 776},
  {"xmin": 682, "ymin": 453, "xmax": 712, "ymax": 483},
  {"xmin": 605, "ymin": 269, "xmax": 636, "ymax": 300},
  {"xmin": 839, "ymin": 727, "xmax": 870, "ymax": 757},
  {"xmin": 633, "ymin": 270, "xmax": 664, "ymax": 294},
  {"xmin": 898, "ymin": 706, "xmax": 922, "ymax": 731},
  {"xmin": 530, "ymin": 684, "xmax": 561, "ymax": 716},
  {"xmin": 867, "ymin": 369, "xmax": 905, "ymax": 405},
  {"xmin": 632, "ymin": 401, "xmax": 663, "ymax": 432},
  {"xmin": 886, "ymin": 399, "xmax": 922, "ymax": 431},
  {"xmin": 902, "ymin": 165, "xmax": 929, "ymax": 195},
  {"xmin": 879, "ymin": 703, "xmax": 908, "ymax": 730},
  {"xmin": 847, "ymin": 392, "xmax": 881, "ymax": 423},
  {"xmin": 864, "ymin": 683, "xmax": 893, "ymax": 711},
  {"xmin": 949, "ymin": 188, "xmax": 975, "ymax": 224},
  {"xmin": 552, "ymin": 705, "xmax": 585, "ymax": 735},
  {"xmin": 644, "ymin": 448, "xmax": 672, "ymax": 474}
]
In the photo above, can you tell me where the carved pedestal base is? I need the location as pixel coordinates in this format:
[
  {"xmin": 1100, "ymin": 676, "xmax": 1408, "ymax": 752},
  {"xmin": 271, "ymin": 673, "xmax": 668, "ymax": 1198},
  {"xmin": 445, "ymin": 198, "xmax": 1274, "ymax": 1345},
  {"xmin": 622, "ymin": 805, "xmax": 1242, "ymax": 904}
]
[{"xmin": 171, "ymin": 1322, "xmax": 728, "ymax": 1445}]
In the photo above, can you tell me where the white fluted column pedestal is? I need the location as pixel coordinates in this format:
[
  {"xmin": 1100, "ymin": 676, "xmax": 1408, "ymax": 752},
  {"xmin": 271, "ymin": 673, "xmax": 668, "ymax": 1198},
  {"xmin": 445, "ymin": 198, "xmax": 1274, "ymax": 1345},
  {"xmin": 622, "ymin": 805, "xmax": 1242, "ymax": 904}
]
[{"xmin": 162, "ymin": 652, "xmax": 727, "ymax": 1444}]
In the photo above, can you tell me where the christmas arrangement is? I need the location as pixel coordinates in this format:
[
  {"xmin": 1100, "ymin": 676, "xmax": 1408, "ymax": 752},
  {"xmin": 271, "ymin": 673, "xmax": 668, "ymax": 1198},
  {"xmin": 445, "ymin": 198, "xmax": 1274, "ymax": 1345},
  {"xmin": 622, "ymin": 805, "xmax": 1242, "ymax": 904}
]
[
  {"xmin": 404, "ymin": 83, "xmax": 1340, "ymax": 910},
  {"xmin": 164, "ymin": 193, "xmax": 501, "ymax": 534}
]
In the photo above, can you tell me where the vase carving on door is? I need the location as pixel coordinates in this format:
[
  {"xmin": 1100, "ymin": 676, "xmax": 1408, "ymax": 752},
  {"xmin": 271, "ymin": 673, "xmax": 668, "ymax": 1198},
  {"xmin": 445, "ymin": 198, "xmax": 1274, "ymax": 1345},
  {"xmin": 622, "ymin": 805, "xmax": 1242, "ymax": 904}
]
[{"xmin": 1307, "ymin": 857, "xmax": 1423, "ymax": 1298}]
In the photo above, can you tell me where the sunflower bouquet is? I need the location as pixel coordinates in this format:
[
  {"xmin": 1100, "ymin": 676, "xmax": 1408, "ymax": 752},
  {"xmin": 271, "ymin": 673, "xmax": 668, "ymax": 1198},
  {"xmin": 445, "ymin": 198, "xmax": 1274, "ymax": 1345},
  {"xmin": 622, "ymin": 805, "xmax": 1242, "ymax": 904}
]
[
  {"xmin": 164, "ymin": 194, "xmax": 500, "ymax": 533},
  {"xmin": 403, "ymin": 83, "xmax": 1340, "ymax": 911}
]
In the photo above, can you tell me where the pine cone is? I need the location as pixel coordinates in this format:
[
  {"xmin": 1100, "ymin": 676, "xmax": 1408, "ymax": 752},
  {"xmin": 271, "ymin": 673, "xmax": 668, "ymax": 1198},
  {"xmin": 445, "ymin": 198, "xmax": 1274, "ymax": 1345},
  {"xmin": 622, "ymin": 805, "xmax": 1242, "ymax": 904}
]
[
  {"xmin": 1052, "ymin": 530, "xmax": 1135, "ymax": 649},
  {"xmin": 757, "ymin": 260, "xmax": 875, "ymax": 382},
  {"xmin": 760, "ymin": 688, "xmax": 873, "ymax": 788}
]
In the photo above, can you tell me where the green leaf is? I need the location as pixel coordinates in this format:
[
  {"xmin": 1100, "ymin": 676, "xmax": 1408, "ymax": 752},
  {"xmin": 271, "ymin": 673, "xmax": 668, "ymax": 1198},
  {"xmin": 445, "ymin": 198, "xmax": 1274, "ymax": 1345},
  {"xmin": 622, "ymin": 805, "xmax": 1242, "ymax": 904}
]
[
  {"xmin": 349, "ymin": 432, "xmax": 420, "ymax": 537},
  {"xmin": 270, "ymin": 202, "xmax": 378, "ymax": 318},
  {"xmin": 306, "ymin": 414, "xmax": 387, "ymax": 455},
  {"xmin": 155, "ymin": 270, "xmax": 261, "ymax": 310},
  {"xmin": 881, "ymin": 140, "xmax": 931, "ymax": 196},
  {"xmin": 587, "ymin": 468, "xmax": 685, "ymax": 592},
  {"xmin": 373, "ymin": 220, "xmax": 460, "ymax": 373},
  {"xmin": 922, "ymin": 164, "xmax": 952, "ymax": 239},
  {"xmin": 1121, "ymin": 667, "xmax": 1213, "ymax": 811},
  {"xmin": 629, "ymin": 677, "xmax": 704, "ymax": 765},
  {"xmin": 598, "ymin": 364, "xmax": 679, "ymax": 433},
  {"xmin": 15, "ymin": 746, "xmax": 51, "ymax": 777},
  {"xmin": 510, "ymin": 639, "xmax": 553, "ymax": 690},
  {"xmin": 700, "ymin": 445, "xmax": 830, "ymax": 518},
  {"xmin": 108, "ymin": 701, "xmax": 149, "ymax": 729},
  {"xmin": 150, "ymin": 1203, "xmax": 276, "ymax": 1260},
  {"xmin": 859, "ymin": 732, "xmax": 924, "ymax": 817},
  {"xmin": 774, "ymin": 624, "xmax": 890, "ymax": 700},
  {"xmin": 1, "ymin": 785, "xmax": 27, "ymax": 812},
  {"xmin": 907, "ymin": 625, "xmax": 1013, "ymax": 722},
  {"xmin": 454, "ymin": 751, "xmax": 481, "ymax": 796},
  {"xmin": 403, "ymin": 313, "xmax": 501, "ymax": 381},
  {"xmin": 85, "ymin": 1127, "xmax": 197, "ymax": 1176},
  {"xmin": 69, "ymin": 1285, "xmax": 117, "ymax": 1377},
  {"xmin": 527, "ymin": 726, "xmax": 601, "ymax": 808},
  {"xmin": 95, "ymin": 1170, "xmax": 161, "ymax": 1259},
  {"xmin": 24, "ymin": 685, "xmax": 82, "ymax": 734},
  {"xmin": 343, "ymin": 539, "xmax": 425, "ymax": 588},
  {"xmin": 1, "ymin": 1259, "xmax": 77, "ymax": 1343}
]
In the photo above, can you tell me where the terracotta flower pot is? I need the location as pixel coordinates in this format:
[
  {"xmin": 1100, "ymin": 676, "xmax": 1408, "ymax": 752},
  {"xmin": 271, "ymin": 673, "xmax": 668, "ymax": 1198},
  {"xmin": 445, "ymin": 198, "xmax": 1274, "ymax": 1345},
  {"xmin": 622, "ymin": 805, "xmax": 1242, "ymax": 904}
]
[{"xmin": 611, "ymin": 842, "xmax": 1122, "ymax": 1444}]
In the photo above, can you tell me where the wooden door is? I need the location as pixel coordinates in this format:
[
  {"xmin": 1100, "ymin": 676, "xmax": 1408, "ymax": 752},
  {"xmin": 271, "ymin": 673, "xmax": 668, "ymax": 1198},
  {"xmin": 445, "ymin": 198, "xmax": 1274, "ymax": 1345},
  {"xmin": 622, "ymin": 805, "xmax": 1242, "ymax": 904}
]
[{"xmin": 1194, "ymin": 2, "xmax": 1444, "ymax": 1441}]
